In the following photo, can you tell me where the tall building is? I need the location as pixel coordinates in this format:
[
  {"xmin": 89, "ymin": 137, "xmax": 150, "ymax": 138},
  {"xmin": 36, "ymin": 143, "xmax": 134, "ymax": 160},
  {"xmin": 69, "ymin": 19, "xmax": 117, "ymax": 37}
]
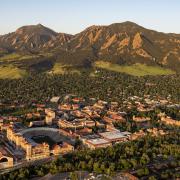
[{"xmin": 45, "ymin": 108, "xmax": 55, "ymax": 125}]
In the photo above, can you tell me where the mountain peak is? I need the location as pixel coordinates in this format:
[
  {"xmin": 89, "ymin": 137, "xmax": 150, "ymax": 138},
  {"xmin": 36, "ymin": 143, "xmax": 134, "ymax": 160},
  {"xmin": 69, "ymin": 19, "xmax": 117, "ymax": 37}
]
[
  {"xmin": 3, "ymin": 24, "xmax": 58, "ymax": 50},
  {"xmin": 16, "ymin": 23, "xmax": 51, "ymax": 32},
  {"xmin": 14, "ymin": 23, "xmax": 58, "ymax": 36},
  {"xmin": 121, "ymin": 21, "xmax": 139, "ymax": 25},
  {"xmin": 37, "ymin": 23, "xmax": 44, "ymax": 27},
  {"xmin": 109, "ymin": 21, "xmax": 144, "ymax": 29}
]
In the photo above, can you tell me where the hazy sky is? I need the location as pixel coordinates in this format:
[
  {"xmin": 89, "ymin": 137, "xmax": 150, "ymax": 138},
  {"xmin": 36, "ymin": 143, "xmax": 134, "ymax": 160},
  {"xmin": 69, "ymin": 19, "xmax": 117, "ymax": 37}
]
[{"xmin": 0, "ymin": 0, "xmax": 180, "ymax": 35}]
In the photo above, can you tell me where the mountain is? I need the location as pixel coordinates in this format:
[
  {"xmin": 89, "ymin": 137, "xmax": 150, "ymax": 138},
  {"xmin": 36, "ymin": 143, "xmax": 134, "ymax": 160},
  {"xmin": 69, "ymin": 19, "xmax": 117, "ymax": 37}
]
[
  {"xmin": 43, "ymin": 33, "xmax": 73, "ymax": 49},
  {"xmin": 0, "ymin": 21, "xmax": 180, "ymax": 77},
  {"xmin": 63, "ymin": 21, "xmax": 180, "ymax": 70},
  {"xmin": 0, "ymin": 24, "xmax": 72, "ymax": 52}
]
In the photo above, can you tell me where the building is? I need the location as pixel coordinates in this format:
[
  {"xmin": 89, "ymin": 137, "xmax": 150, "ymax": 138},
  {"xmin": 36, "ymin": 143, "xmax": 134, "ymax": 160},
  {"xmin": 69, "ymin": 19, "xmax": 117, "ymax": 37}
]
[
  {"xmin": 75, "ymin": 128, "xmax": 93, "ymax": 137},
  {"xmin": 115, "ymin": 173, "xmax": 138, "ymax": 180},
  {"xmin": 52, "ymin": 142, "xmax": 74, "ymax": 155},
  {"xmin": 103, "ymin": 114, "xmax": 126, "ymax": 124},
  {"xmin": 0, "ymin": 123, "xmax": 11, "ymax": 131},
  {"xmin": 84, "ymin": 119, "xmax": 96, "ymax": 127},
  {"xmin": 26, "ymin": 142, "xmax": 50, "ymax": 160},
  {"xmin": 6, "ymin": 126, "xmax": 75, "ymax": 160},
  {"xmin": 59, "ymin": 129, "xmax": 78, "ymax": 139},
  {"xmin": 26, "ymin": 112, "xmax": 41, "ymax": 119},
  {"xmin": 99, "ymin": 131, "xmax": 131, "ymax": 143},
  {"xmin": 45, "ymin": 108, "xmax": 55, "ymax": 125},
  {"xmin": 28, "ymin": 120, "xmax": 45, "ymax": 127},
  {"xmin": 0, "ymin": 149, "xmax": 13, "ymax": 169},
  {"xmin": 82, "ymin": 107, "xmax": 93, "ymax": 116},
  {"xmin": 0, "ymin": 117, "xmax": 3, "ymax": 123},
  {"xmin": 133, "ymin": 116, "xmax": 151, "ymax": 122},
  {"xmin": 147, "ymin": 128, "xmax": 166, "ymax": 136},
  {"xmin": 130, "ymin": 130, "xmax": 146, "ymax": 140},
  {"xmin": 50, "ymin": 96, "xmax": 60, "ymax": 103},
  {"xmin": 106, "ymin": 124, "xmax": 120, "ymax": 132},
  {"xmin": 58, "ymin": 119, "xmax": 84, "ymax": 129},
  {"xmin": 59, "ymin": 104, "xmax": 72, "ymax": 111},
  {"xmin": 6, "ymin": 127, "xmax": 50, "ymax": 160},
  {"xmin": 161, "ymin": 116, "xmax": 180, "ymax": 126},
  {"xmin": 58, "ymin": 118, "xmax": 96, "ymax": 129},
  {"xmin": 72, "ymin": 97, "xmax": 84, "ymax": 103},
  {"xmin": 93, "ymin": 103, "xmax": 105, "ymax": 110},
  {"xmin": 110, "ymin": 102, "xmax": 119, "ymax": 108},
  {"xmin": 70, "ymin": 110, "xmax": 86, "ymax": 118},
  {"xmin": 83, "ymin": 137, "xmax": 111, "ymax": 149},
  {"xmin": 93, "ymin": 100, "xmax": 107, "ymax": 110},
  {"xmin": 72, "ymin": 104, "xmax": 80, "ymax": 110}
]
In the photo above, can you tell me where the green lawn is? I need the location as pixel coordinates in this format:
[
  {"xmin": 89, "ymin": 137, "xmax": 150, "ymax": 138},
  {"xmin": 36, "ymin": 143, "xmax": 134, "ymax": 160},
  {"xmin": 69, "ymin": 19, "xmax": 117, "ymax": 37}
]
[
  {"xmin": 0, "ymin": 65, "xmax": 28, "ymax": 79},
  {"xmin": 48, "ymin": 63, "xmax": 81, "ymax": 75},
  {"xmin": 0, "ymin": 53, "xmax": 40, "ymax": 62},
  {"xmin": 94, "ymin": 61, "xmax": 175, "ymax": 76}
]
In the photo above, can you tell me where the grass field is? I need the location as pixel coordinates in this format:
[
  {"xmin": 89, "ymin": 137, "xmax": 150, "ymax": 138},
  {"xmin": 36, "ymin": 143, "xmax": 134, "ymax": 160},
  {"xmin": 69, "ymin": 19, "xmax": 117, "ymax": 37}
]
[
  {"xmin": 94, "ymin": 61, "xmax": 175, "ymax": 76},
  {"xmin": 48, "ymin": 63, "xmax": 81, "ymax": 75},
  {"xmin": 0, "ymin": 65, "xmax": 28, "ymax": 79},
  {"xmin": 0, "ymin": 53, "xmax": 40, "ymax": 62}
]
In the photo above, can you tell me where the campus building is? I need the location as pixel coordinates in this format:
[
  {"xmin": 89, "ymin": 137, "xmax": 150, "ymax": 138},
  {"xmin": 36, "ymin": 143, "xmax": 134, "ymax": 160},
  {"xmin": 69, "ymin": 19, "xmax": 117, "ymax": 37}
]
[
  {"xmin": 0, "ymin": 148, "xmax": 13, "ymax": 169},
  {"xmin": 6, "ymin": 127, "xmax": 73, "ymax": 160},
  {"xmin": 83, "ymin": 137, "xmax": 111, "ymax": 149},
  {"xmin": 99, "ymin": 131, "xmax": 131, "ymax": 143}
]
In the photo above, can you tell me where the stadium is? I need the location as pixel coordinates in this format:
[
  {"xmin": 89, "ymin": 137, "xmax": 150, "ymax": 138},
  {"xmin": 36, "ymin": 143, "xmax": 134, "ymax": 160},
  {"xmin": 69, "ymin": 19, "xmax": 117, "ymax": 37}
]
[
  {"xmin": 6, "ymin": 126, "xmax": 74, "ymax": 160},
  {"xmin": 20, "ymin": 127, "xmax": 64, "ymax": 149}
]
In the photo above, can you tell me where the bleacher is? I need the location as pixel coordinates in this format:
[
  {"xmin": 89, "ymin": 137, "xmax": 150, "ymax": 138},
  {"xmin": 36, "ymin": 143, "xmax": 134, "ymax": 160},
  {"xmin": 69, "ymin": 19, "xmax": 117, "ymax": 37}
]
[{"xmin": 21, "ymin": 127, "xmax": 62, "ymax": 143}]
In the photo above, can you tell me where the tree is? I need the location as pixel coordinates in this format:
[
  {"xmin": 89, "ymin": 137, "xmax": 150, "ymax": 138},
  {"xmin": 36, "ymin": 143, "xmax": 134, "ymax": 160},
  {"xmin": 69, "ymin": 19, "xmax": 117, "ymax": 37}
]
[
  {"xmin": 93, "ymin": 162, "xmax": 101, "ymax": 173},
  {"xmin": 130, "ymin": 158, "xmax": 137, "ymax": 168},
  {"xmin": 137, "ymin": 167, "xmax": 149, "ymax": 177},
  {"xmin": 69, "ymin": 172, "xmax": 78, "ymax": 180},
  {"xmin": 148, "ymin": 176, "xmax": 157, "ymax": 180},
  {"xmin": 140, "ymin": 153, "xmax": 150, "ymax": 166}
]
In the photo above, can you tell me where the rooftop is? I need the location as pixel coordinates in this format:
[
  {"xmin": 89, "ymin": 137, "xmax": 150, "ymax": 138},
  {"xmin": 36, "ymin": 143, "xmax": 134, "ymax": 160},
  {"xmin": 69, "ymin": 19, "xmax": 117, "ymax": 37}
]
[
  {"xmin": 86, "ymin": 138, "xmax": 110, "ymax": 145},
  {"xmin": 99, "ymin": 131, "xmax": 130, "ymax": 140},
  {"xmin": 50, "ymin": 96, "xmax": 60, "ymax": 103}
]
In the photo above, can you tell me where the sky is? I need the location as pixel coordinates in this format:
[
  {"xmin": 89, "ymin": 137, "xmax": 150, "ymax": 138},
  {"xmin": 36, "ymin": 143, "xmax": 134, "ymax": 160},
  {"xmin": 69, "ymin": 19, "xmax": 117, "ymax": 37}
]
[{"xmin": 0, "ymin": 0, "xmax": 180, "ymax": 35}]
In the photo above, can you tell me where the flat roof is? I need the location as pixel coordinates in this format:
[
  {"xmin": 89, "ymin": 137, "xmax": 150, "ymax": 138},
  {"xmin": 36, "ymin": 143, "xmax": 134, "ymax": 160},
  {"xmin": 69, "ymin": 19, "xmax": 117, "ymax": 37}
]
[
  {"xmin": 99, "ymin": 131, "xmax": 130, "ymax": 140},
  {"xmin": 50, "ymin": 96, "xmax": 60, "ymax": 102},
  {"xmin": 121, "ymin": 131, "xmax": 131, "ymax": 135},
  {"xmin": 86, "ymin": 138, "xmax": 110, "ymax": 145},
  {"xmin": 82, "ymin": 134, "xmax": 100, "ymax": 139}
]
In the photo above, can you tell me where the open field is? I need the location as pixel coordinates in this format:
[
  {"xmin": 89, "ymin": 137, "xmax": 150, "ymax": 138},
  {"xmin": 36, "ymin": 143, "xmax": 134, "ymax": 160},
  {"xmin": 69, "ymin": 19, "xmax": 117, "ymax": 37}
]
[
  {"xmin": 0, "ymin": 65, "xmax": 27, "ymax": 79},
  {"xmin": 0, "ymin": 53, "xmax": 40, "ymax": 62},
  {"xmin": 48, "ymin": 63, "xmax": 81, "ymax": 75},
  {"xmin": 94, "ymin": 61, "xmax": 175, "ymax": 76},
  {"xmin": 0, "ymin": 58, "xmax": 176, "ymax": 79}
]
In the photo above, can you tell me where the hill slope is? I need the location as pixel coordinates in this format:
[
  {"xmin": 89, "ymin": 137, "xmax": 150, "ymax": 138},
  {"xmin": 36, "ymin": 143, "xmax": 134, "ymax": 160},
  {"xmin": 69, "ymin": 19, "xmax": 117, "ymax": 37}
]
[
  {"xmin": 0, "ymin": 24, "xmax": 72, "ymax": 52},
  {"xmin": 63, "ymin": 22, "xmax": 180, "ymax": 71},
  {"xmin": 0, "ymin": 21, "xmax": 180, "ymax": 78}
]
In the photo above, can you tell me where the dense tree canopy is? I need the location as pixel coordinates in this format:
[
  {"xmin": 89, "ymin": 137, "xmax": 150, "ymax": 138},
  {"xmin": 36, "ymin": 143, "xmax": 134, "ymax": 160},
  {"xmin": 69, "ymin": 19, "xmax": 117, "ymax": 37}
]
[{"xmin": 0, "ymin": 71, "xmax": 179, "ymax": 104}]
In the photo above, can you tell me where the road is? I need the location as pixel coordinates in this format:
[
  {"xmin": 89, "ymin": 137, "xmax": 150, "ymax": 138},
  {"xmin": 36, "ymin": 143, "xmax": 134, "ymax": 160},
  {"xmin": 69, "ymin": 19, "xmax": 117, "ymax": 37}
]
[{"xmin": 0, "ymin": 155, "xmax": 58, "ymax": 175}]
